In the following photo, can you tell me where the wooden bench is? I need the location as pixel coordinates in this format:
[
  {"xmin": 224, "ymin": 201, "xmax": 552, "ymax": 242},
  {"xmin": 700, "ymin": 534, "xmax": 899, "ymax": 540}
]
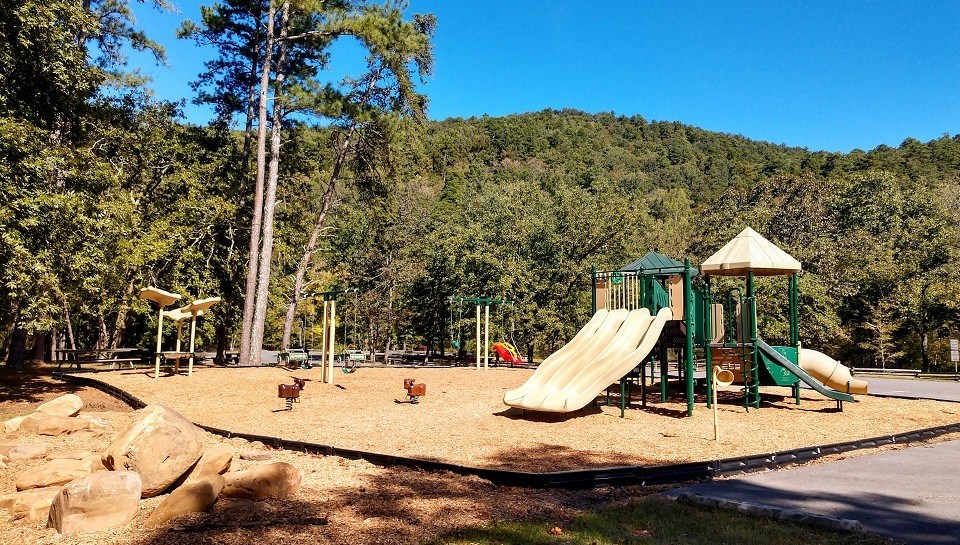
[{"xmin": 278, "ymin": 349, "xmax": 310, "ymax": 369}]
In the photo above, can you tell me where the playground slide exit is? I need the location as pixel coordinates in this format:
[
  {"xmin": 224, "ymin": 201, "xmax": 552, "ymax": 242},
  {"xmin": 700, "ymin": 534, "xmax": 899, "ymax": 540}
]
[
  {"xmin": 504, "ymin": 307, "xmax": 673, "ymax": 413},
  {"xmin": 799, "ymin": 348, "xmax": 868, "ymax": 395}
]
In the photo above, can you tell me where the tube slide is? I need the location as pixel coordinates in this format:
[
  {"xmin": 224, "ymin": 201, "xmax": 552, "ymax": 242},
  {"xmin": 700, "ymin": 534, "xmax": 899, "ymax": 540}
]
[
  {"xmin": 755, "ymin": 341, "xmax": 855, "ymax": 402},
  {"xmin": 799, "ymin": 348, "xmax": 868, "ymax": 395},
  {"xmin": 505, "ymin": 307, "xmax": 672, "ymax": 413},
  {"xmin": 503, "ymin": 309, "xmax": 622, "ymax": 404}
]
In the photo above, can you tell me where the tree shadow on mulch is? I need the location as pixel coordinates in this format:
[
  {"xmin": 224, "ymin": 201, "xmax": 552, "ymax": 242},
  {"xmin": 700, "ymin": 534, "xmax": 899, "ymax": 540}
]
[
  {"xmin": 128, "ymin": 495, "xmax": 335, "ymax": 545},
  {"xmin": 0, "ymin": 366, "xmax": 80, "ymax": 405},
  {"xmin": 0, "ymin": 365, "xmax": 132, "ymax": 412},
  {"xmin": 477, "ymin": 442, "xmax": 662, "ymax": 472}
]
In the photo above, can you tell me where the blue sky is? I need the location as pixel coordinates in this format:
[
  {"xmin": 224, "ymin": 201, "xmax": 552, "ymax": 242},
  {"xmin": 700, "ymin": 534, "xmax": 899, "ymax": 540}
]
[{"xmin": 130, "ymin": 1, "xmax": 960, "ymax": 153}]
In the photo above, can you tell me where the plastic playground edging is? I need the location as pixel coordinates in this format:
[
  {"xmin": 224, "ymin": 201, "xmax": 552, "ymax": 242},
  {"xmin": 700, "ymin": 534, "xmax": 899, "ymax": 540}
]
[{"xmin": 53, "ymin": 372, "xmax": 960, "ymax": 490}]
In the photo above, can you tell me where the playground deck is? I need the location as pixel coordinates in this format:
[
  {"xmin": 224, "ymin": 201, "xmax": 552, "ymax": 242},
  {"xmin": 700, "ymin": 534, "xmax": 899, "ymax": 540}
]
[{"xmin": 93, "ymin": 366, "xmax": 960, "ymax": 472}]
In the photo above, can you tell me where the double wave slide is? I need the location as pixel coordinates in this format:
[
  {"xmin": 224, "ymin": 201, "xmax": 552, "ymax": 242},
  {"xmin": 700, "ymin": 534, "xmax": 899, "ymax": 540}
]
[{"xmin": 504, "ymin": 307, "xmax": 673, "ymax": 413}]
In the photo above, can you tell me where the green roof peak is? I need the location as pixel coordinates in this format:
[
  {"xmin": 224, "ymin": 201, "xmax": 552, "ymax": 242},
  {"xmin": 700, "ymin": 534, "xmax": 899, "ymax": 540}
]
[{"xmin": 620, "ymin": 251, "xmax": 696, "ymax": 275}]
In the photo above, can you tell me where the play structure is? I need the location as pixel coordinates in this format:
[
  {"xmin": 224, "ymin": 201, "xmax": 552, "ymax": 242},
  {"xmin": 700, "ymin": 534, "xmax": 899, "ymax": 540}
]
[
  {"xmin": 504, "ymin": 227, "xmax": 867, "ymax": 416},
  {"xmin": 138, "ymin": 287, "xmax": 220, "ymax": 378},
  {"xmin": 301, "ymin": 288, "xmax": 359, "ymax": 384},
  {"xmin": 449, "ymin": 296, "xmax": 525, "ymax": 368}
]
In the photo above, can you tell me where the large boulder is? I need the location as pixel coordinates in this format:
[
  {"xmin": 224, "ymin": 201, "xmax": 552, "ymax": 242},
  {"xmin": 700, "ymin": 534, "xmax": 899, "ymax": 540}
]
[
  {"xmin": 16, "ymin": 458, "xmax": 95, "ymax": 491},
  {"xmin": 20, "ymin": 413, "xmax": 90, "ymax": 436},
  {"xmin": 145, "ymin": 474, "xmax": 224, "ymax": 527},
  {"xmin": 0, "ymin": 486, "xmax": 62, "ymax": 520},
  {"xmin": 36, "ymin": 394, "xmax": 83, "ymax": 417},
  {"xmin": 7, "ymin": 444, "xmax": 48, "ymax": 460},
  {"xmin": 222, "ymin": 462, "xmax": 301, "ymax": 501},
  {"xmin": 47, "ymin": 471, "xmax": 142, "ymax": 534},
  {"xmin": 101, "ymin": 404, "xmax": 205, "ymax": 497},
  {"xmin": 181, "ymin": 443, "xmax": 233, "ymax": 483}
]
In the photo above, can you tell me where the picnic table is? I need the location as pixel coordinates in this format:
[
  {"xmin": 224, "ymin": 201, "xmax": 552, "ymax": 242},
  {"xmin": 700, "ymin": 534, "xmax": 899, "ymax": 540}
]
[
  {"xmin": 158, "ymin": 351, "xmax": 202, "ymax": 375},
  {"xmin": 55, "ymin": 348, "xmax": 143, "ymax": 370}
]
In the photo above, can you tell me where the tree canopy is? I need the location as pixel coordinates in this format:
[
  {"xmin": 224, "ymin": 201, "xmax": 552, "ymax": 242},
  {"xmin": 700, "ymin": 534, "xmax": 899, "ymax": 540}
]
[{"xmin": 1, "ymin": 3, "xmax": 959, "ymax": 372}]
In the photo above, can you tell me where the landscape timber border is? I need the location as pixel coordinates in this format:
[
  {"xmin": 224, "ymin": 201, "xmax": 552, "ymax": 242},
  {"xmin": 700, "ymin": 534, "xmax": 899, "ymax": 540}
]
[{"xmin": 53, "ymin": 372, "xmax": 960, "ymax": 490}]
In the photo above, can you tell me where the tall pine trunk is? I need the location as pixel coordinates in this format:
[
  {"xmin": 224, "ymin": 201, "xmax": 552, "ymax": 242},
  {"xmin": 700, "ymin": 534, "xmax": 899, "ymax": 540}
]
[
  {"xmin": 249, "ymin": 1, "xmax": 290, "ymax": 364},
  {"xmin": 239, "ymin": 0, "xmax": 276, "ymax": 366}
]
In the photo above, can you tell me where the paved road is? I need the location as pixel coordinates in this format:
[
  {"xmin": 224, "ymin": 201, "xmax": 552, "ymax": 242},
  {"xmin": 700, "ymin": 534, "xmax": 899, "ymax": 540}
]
[
  {"xmin": 668, "ymin": 378, "xmax": 960, "ymax": 543},
  {"xmin": 668, "ymin": 439, "xmax": 960, "ymax": 544},
  {"xmin": 864, "ymin": 376, "xmax": 960, "ymax": 402}
]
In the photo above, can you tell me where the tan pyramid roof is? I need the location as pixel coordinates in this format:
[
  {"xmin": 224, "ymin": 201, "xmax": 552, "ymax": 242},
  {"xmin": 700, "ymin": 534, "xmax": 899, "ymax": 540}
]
[{"xmin": 701, "ymin": 227, "xmax": 801, "ymax": 276}]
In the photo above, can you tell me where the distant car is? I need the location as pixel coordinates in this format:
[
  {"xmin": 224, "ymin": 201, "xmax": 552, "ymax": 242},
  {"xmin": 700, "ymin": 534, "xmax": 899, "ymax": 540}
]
[{"xmin": 345, "ymin": 349, "xmax": 366, "ymax": 362}]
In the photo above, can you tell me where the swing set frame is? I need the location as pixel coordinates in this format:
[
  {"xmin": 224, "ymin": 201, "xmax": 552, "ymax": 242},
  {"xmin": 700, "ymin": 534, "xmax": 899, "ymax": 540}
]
[
  {"xmin": 302, "ymin": 288, "xmax": 359, "ymax": 384},
  {"xmin": 448, "ymin": 296, "xmax": 514, "ymax": 370}
]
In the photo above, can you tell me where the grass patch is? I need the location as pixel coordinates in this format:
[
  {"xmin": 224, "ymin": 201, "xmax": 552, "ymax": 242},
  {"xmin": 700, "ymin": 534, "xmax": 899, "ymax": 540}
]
[{"xmin": 432, "ymin": 496, "xmax": 892, "ymax": 545}]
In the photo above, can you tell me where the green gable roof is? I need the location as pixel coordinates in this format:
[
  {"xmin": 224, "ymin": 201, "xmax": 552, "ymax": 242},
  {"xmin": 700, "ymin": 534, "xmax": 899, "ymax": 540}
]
[{"xmin": 620, "ymin": 251, "xmax": 697, "ymax": 276}]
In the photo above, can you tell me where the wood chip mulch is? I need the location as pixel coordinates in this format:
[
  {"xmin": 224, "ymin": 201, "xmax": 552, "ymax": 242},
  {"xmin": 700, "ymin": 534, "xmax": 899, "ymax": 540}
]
[
  {"xmin": 97, "ymin": 366, "xmax": 960, "ymax": 471},
  {"xmin": 1, "ymin": 366, "xmax": 958, "ymax": 545}
]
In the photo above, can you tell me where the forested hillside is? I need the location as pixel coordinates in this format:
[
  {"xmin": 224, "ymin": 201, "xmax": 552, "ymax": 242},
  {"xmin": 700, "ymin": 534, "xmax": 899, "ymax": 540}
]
[
  {"xmin": 1, "ymin": 1, "xmax": 958, "ymax": 371},
  {"xmin": 323, "ymin": 110, "xmax": 960, "ymax": 370}
]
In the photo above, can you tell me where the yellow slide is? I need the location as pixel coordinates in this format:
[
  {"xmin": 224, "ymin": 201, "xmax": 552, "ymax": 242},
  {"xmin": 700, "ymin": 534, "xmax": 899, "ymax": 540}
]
[
  {"xmin": 504, "ymin": 307, "xmax": 673, "ymax": 413},
  {"xmin": 798, "ymin": 348, "xmax": 868, "ymax": 395},
  {"xmin": 503, "ymin": 309, "xmax": 624, "ymax": 404}
]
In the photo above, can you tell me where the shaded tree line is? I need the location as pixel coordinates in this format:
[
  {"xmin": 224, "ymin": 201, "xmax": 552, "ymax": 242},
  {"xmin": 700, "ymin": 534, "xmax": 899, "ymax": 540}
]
[{"xmin": 1, "ymin": 2, "xmax": 958, "ymax": 372}]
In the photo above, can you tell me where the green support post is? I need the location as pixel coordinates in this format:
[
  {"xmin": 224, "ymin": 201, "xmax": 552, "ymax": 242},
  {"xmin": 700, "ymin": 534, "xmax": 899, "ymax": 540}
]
[
  {"xmin": 591, "ymin": 265, "xmax": 597, "ymax": 314},
  {"xmin": 792, "ymin": 272, "xmax": 801, "ymax": 347},
  {"xmin": 747, "ymin": 271, "xmax": 760, "ymax": 409},
  {"xmin": 704, "ymin": 279, "xmax": 713, "ymax": 408},
  {"xmin": 790, "ymin": 272, "xmax": 801, "ymax": 405},
  {"xmin": 640, "ymin": 358, "xmax": 647, "ymax": 407},
  {"xmin": 684, "ymin": 259, "xmax": 695, "ymax": 416},
  {"xmin": 659, "ymin": 342, "xmax": 668, "ymax": 402},
  {"xmin": 620, "ymin": 379, "xmax": 627, "ymax": 418}
]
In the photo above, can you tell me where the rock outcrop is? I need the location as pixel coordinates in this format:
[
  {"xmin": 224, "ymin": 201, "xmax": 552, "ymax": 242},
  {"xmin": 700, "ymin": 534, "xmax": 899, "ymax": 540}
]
[
  {"xmin": 0, "ymin": 486, "xmax": 63, "ymax": 521},
  {"xmin": 222, "ymin": 462, "xmax": 301, "ymax": 501},
  {"xmin": 181, "ymin": 443, "xmax": 233, "ymax": 483},
  {"xmin": 20, "ymin": 413, "xmax": 90, "ymax": 436},
  {"xmin": 16, "ymin": 458, "xmax": 95, "ymax": 491},
  {"xmin": 101, "ymin": 404, "xmax": 205, "ymax": 497},
  {"xmin": 36, "ymin": 394, "xmax": 83, "ymax": 417},
  {"xmin": 47, "ymin": 471, "xmax": 142, "ymax": 534},
  {"xmin": 4, "ymin": 415, "xmax": 27, "ymax": 433},
  {"xmin": 145, "ymin": 474, "xmax": 225, "ymax": 527},
  {"xmin": 7, "ymin": 444, "xmax": 48, "ymax": 460}
]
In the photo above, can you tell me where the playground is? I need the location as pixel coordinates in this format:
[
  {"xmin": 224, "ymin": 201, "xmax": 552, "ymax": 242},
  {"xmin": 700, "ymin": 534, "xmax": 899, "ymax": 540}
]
[
  {"xmin": 71, "ymin": 228, "xmax": 960, "ymax": 472},
  {"xmin": 93, "ymin": 365, "xmax": 960, "ymax": 472},
  {"xmin": 6, "ymin": 228, "xmax": 960, "ymax": 545}
]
